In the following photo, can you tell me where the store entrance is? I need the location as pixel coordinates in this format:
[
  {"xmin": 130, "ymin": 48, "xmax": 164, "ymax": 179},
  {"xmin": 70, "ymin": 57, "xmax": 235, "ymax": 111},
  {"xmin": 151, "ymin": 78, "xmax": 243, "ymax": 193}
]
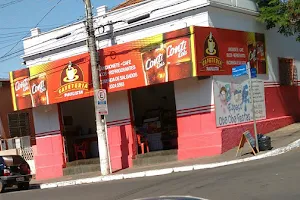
[
  {"xmin": 131, "ymin": 82, "xmax": 178, "ymax": 154},
  {"xmin": 60, "ymin": 97, "xmax": 98, "ymax": 162}
]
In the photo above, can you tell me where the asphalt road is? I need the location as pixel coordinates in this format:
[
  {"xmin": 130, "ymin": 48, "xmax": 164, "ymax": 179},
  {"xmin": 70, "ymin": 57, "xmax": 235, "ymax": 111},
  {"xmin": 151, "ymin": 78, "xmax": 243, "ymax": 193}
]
[{"xmin": 2, "ymin": 148, "xmax": 300, "ymax": 200}]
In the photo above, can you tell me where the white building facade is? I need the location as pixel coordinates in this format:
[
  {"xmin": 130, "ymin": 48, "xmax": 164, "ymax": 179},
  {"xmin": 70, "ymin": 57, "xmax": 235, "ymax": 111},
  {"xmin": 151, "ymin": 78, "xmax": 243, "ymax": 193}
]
[{"xmin": 11, "ymin": 0, "xmax": 300, "ymax": 180}]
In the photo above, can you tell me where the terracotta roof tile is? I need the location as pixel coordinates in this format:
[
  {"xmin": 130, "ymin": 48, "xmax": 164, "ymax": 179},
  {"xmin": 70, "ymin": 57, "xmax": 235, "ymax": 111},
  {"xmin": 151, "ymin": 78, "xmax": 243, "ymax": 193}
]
[{"xmin": 111, "ymin": 0, "xmax": 145, "ymax": 11}]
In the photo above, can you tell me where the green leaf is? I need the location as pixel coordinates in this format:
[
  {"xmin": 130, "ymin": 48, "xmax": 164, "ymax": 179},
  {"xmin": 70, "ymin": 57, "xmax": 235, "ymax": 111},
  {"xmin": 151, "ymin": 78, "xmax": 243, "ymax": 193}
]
[{"xmin": 257, "ymin": 0, "xmax": 300, "ymax": 41}]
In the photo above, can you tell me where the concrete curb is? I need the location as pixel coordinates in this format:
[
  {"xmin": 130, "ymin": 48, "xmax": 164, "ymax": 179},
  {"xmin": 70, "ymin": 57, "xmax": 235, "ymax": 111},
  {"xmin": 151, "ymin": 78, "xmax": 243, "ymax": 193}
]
[{"xmin": 38, "ymin": 139, "xmax": 300, "ymax": 190}]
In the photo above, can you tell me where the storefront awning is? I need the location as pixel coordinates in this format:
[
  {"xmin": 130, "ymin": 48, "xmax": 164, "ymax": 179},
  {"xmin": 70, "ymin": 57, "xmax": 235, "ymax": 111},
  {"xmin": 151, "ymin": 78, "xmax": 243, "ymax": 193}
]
[{"xmin": 10, "ymin": 26, "xmax": 267, "ymax": 111}]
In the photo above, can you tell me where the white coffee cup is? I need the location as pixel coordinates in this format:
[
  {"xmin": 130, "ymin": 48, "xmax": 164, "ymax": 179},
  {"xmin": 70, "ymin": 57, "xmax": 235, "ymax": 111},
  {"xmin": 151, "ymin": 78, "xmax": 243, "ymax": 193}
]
[
  {"xmin": 208, "ymin": 39, "xmax": 215, "ymax": 53},
  {"xmin": 66, "ymin": 67, "xmax": 77, "ymax": 80}
]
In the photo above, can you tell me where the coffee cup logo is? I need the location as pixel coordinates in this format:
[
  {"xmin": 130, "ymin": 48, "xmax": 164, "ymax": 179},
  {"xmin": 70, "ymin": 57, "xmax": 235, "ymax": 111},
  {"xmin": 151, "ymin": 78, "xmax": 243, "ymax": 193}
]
[
  {"xmin": 58, "ymin": 60, "xmax": 88, "ymax": 97},
  {"xmin": 201, "ymin": 31, "xmax": 222, "ymax": 71},
  {"xmin": 206, "ymin": 32, "xmax": 216, "ymax": 55},
  {"xmin": 63, "ymin": 61, "xmax": 79, "ymax": 82}
]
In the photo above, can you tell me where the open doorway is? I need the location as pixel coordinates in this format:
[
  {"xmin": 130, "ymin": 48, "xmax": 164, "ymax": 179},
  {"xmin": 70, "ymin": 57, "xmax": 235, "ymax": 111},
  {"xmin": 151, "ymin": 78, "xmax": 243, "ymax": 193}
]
[
  {"xmin": 130, "ymin": 82, "xmax": 178, "ymax": 154},
  {"xmin": 59, "ymin": 97, "xmax": 98, "ymax": 162}
]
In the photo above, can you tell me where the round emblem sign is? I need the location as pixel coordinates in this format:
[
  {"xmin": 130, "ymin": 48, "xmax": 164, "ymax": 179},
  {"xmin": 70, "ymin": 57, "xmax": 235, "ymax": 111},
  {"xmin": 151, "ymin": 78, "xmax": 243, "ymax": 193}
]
[{"xmin": 97, "ymin": 90, "xmax": 106, "ymax": 101}]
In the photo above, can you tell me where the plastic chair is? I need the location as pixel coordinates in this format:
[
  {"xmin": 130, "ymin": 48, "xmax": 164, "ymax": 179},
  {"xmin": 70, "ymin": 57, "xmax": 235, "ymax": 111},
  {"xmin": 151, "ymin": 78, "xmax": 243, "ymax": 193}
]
[
  {"xmin": 137, "ymin": 134, "xmax": 149, "ymax": 154},
  {"xmin": 73, "ymin": 141, "xmax": 88, "ymax": 160}
]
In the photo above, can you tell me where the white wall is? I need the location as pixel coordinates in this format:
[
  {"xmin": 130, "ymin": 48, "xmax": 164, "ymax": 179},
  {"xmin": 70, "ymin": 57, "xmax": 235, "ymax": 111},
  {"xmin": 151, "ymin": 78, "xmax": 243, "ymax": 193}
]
[
  {"xmin": 22, "ymin": 0, "xmax": 263, "ymax": 69},
  {"xmin": 32, "ymin": 104, "xmax": 60, "ymax": 135},
  {"xmin": 208, "ymin": 7, "xmax": 300, "ymax": 83},
  {"xmin": 106, "ymin": 90, "xmax": 131, "ymax": 123},
  {"xmin": 23, "ymin": 0, "xmax": 211, "ymax": 66},
  {"xmin": 264, "ymin": 29, "xmax": 300, "ymax": 83},
  {"xmin": 115, "ymin": 11, "xmax": 209, "ymax": 44},
  {"xmin": 174, "ymin": 77, "xmax": 214, "ymax": 111}
]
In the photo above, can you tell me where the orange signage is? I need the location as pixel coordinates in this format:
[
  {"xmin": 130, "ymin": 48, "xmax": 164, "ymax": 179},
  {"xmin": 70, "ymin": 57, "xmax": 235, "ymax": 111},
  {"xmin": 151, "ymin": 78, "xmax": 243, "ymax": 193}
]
[
  {"xmin": 10, "ymin": 53, "xmax": 93, "ymax": 111},
  {"xmin": 99, "ymin": 27, "xmax": 196, "ymax": 92},
  {"xmin": 10, "ymin": 26, "xmax": 267, "ymax": 111},
  {"xmin": 194, "ymin": 27, "xmax": 267, "ymax": 76}
]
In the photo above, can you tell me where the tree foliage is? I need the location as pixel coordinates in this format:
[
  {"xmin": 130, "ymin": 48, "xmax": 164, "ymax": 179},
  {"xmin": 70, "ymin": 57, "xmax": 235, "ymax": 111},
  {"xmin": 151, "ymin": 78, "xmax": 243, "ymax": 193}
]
[{"xmin": 257, "ymin": 0, "xmax": 300, "ymax": 41}]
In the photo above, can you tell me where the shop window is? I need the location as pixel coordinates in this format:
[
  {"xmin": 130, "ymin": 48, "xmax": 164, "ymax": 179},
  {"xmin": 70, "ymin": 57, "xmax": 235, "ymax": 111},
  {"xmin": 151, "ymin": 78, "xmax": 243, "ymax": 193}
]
[
  {"xmin": 7, "ymin": 112, "xmax": 31, "ymax": 138},
  {"xmin": 278, "ymin": 58, "xmax": 296, "ymax": 86}
]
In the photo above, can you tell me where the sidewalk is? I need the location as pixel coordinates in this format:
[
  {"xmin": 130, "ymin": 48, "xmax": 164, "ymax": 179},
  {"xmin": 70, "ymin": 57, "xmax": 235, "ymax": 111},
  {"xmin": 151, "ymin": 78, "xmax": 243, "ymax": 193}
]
[{"xmin": 32, "ymin": 123, "xmax": 300, "ymax": 188}]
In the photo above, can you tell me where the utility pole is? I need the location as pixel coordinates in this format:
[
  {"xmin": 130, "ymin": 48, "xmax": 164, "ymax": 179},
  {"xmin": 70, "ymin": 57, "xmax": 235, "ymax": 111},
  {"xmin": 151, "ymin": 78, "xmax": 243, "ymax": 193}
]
[{"xmin": 84, "ymin": 0, "xmax": 110, "ymax": 175}]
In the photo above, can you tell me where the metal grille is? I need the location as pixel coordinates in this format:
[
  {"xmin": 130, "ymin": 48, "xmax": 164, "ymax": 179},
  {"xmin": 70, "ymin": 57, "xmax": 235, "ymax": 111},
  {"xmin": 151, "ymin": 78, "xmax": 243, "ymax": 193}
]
[
  {"xmin": 8, "ymin": 112, "xmax": 31, "ymax": 138},
  {"xmin": 279, "ymin": 58, "xmax": 295, "ymax": 86},
  {"xmin": 17, "ymin": 147, "xmax": 34, "ymax": 161}
]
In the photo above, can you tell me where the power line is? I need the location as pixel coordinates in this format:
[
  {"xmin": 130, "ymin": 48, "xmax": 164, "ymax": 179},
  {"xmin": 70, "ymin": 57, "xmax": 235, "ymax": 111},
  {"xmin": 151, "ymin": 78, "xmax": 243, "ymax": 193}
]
[
  {"xmin": 0, "ymin": 42, "xmax": 18, "ymax": 50},
  {"xmin": 1, "ymin": 29, "xmax": 84, "ymax": 58},
  {"xmin": 0, "ymin": 34, "xmax": 25, "ymax": 39},
  {"xmin": 0, "ymin": 18, "xmax": 85, "ymax": 50},
  {"xmin": 0, "ymin": 0, "xmax": 25, "ymax": 9},
  {"xmin": 0, "ymin": 38, "xmax": 20, "ymax": 44},
  {"xmin": 0, "ymin": 31, "xmax": 30, "ymax": 35},
  {"xmin": 0, "ymin": 24, "xmax": 72, "ymax": 30},
  {"xmin": 0, "ymin": 0, "xmax": 63, "ymax": 59},
  {"xmin": 2, "ymin": 0, "xmax": 187, "ymax": 63},
  {"xmin": 0, "ymin": 30, "xmax": 85, "ymax": 63},
  {"xmin": 0, "ymin": 17, "xmax": 85, "ymax": 48}
]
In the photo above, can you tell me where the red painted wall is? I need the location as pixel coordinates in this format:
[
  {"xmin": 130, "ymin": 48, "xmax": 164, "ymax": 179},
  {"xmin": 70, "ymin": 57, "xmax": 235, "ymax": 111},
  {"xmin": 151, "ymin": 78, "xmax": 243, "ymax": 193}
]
[
  {"xmin": 177, "ymin": 105, "xmax": 222, "ymax": 160},
  {"xmin": 107, "ymin": 119, "xmax": 134, "ymax": 172},
  {"xmin": 265, "ymin": 85, "xmax": 300, "ymax": 119},
  {"xmin": 177, "ymin": 85, "xmax": 300, "ymax": 160},
  {"xmin": 32, "ymin": 84, "xmax": 300, "ymax": 179},
  {"xmin": 34, "ymin": 133, "xmax": 64, "ymax": 180}
]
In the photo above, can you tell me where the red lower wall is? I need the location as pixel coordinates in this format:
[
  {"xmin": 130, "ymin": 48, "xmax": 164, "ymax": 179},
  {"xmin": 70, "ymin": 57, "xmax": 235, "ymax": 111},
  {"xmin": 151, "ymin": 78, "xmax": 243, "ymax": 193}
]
[
  {"xmin": 221, "ymin": 116, "xmax": 294, "ymax": 153},
  {"xmin": 107, "ymin": 119, "xmax": 134, "ymax": 172},
  {"xmin": 32, "ymin": 85, "xmax": 300, "ymax": 179},
  {"xmin": 34, "ymin": 133, "xmax": 65, "ymax": 180},
  {"xmin": 33, "ymin": 120, "xmax": 134, "ymax": 180},
  {"xmin": 177, "ymin": 105, "xmax": 222, "ymax": 160},
  {"xmin": 265, "ymin": 85, "xmax": 300, "ymax": 119},
  {"xmin": 177, "ymin": 85, "xmax": 300, "ymax": 161}
]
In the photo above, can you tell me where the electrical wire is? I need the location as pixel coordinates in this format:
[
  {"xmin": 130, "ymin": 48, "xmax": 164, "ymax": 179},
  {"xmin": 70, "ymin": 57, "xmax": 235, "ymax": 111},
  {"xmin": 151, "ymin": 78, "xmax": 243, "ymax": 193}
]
[
  {"xmin": 0, "ymin": 20, "xmax": 81, "ymax": 30},
  {"xmin": 25, "ymin": 32, "xmax": 86, "ymax": 66},
  {"xmin": 0, "ymin": 16, "xmax": 85, "ymax": 48},
  {"xmin": 0, "ymin": 31, "xmax": 31, "ymax": 35},
  {"xmin": 1, "ymin": 28, "xmax": 84, "ymax": 58},
  {"xmin": 1, "ymin": 0, "xmax": 193, "ymax": 64},
  {"xmin": 0, "ymin": 0, "xmax": 25, "ymax": 9},
  {"xmin": 0, "ymin": 42, "xmax": 17, "ymax": 51},
  {"xmin": 0, "ymin": 16, "xmax": 85, "ymax": 51},
  {"xmin": 0, "ymin": 0, "xmax": 63, "ymax": 59},
  {"xmin": 0, "ymin": 29, "xmax": 85, "ymax": 63},
  {"xmin": 0, "ymin": 34, "xmax": 25, "ymax": 39},
  {"xmin": 0, "ymin": 38, "xmax": 20, "ymax": 44}
]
